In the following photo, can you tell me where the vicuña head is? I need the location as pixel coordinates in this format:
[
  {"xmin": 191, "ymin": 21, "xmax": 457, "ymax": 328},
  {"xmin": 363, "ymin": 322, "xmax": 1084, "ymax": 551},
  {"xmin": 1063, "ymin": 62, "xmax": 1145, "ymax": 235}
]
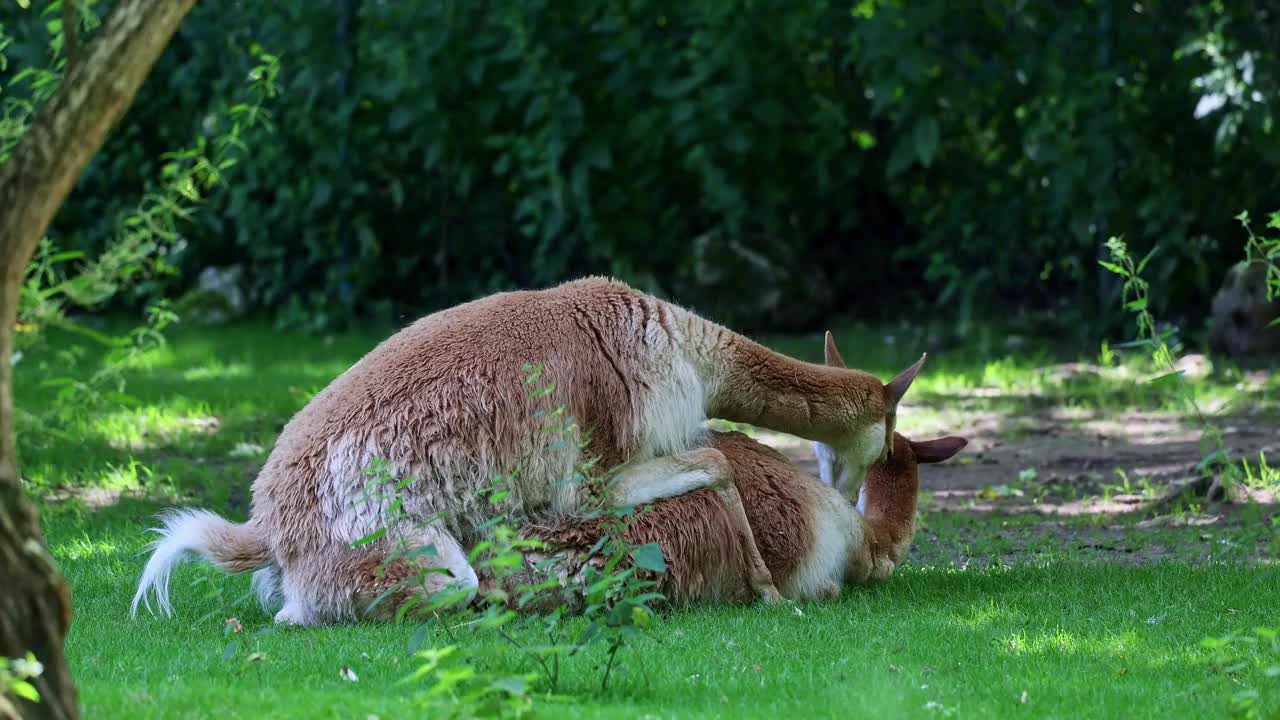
[
  {"xmin": 851, "ymin": 431, "xmax": 967, "ymax": 582},
  {"xmin": 782, "ymin": 331, "xmax": 924, "ymax": 498}
]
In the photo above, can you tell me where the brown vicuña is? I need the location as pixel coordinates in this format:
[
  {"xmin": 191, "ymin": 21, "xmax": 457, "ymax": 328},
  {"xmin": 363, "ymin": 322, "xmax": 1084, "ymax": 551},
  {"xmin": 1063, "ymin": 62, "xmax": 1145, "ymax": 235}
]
[
  {"xmin": 521, "ymin": 428, "xmax": 966, "ymax": 607},
  {"xmin": 131, "ymin": 276, "xmax": 924, "ymax": 624}
]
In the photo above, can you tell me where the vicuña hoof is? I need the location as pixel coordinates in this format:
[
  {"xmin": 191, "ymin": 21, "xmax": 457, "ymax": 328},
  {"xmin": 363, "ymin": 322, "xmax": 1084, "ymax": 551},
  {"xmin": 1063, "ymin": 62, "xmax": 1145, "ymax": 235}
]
[{"xmin": 756, "ymin": 584, "xmax": 787, "ymax": 604}]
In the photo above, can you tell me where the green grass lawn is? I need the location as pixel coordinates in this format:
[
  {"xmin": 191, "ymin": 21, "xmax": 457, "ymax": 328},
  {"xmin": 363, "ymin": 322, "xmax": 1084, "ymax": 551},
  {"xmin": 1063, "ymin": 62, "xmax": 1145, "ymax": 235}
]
[
  {"xmin": 48, "ymin": 503, "xmax": 1280, "ymax": 719},
  {"xmin": 15, "ymin": 320, "xmax": 1280, "ymax": 718}
]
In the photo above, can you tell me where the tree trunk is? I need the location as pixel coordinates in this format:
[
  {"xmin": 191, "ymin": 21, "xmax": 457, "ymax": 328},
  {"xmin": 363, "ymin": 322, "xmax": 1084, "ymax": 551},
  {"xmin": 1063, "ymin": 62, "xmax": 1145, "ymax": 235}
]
[{"xmin": 0, "ymin": 1, "xmax": 198, "ymax": 718}]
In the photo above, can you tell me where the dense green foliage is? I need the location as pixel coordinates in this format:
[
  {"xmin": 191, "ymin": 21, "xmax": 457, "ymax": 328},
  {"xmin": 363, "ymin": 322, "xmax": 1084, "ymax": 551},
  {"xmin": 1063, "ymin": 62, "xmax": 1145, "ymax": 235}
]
[{"xmin": 4, "ymin": 0, "xmax": 1279, "ymax": 332}]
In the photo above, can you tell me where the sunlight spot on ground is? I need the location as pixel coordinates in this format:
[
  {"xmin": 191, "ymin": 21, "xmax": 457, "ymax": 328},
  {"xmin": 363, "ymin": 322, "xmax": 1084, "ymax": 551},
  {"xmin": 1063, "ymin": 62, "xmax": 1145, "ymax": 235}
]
[
  {"xmin": 53, "ymin": 536, "xmax": 121, "ymax": 561},
  {"xmin": 1004, "ymin": 628, "xmax": 1144, "ymax": 659},
  {"xmin": 91, "ymin": 407, "xmax": 220, "ymax": 450},
  {"xmin": 1080, "ymin": 414, "xmax": 1199, "ymax": 445},
  {"xmin": 116, "ymin": 345, "xmax": 178, "ymax": 371},
  {"xmin": 1047, "ymin": 406, "xmax": 1098, "ymax": 421},
  {"xmin": 182, "ymin": 361, "xmax": 251, "ymax": 381},
  {"xmin": 950, "ymin": 599, "xmax": 1021, "ymax": 629},
  {"xmin": 41, "ymin": 486, "xmax": 124, "ymax": 510},
  {"xmin": 99, "ymin": 460, "xmax": 154, "ymax": 490},
  {"xmin": 928, "ymin": 489, "xmax": 1149, "ymax": 516}
]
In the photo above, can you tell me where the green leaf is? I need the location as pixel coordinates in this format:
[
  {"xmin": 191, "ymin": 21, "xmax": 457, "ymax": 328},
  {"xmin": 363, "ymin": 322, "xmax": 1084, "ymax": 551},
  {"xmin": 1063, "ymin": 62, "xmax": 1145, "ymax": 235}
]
[
  {"xmin": 350, "ymin": 528, "xmax": 387, "ymax": 547},
  {"xmin": 723, "ymin": 127, "xmax": 751, "ymax": 155},
  {"xmin": 103, "ymin": 391, "xmax": 140, "ymax": 407},
  {"xmin": 583, "ymin": 140, "xmax": 612, "ymax": 170},
  {"xmin": 886, "ymin": 135, "xmax": 916, "ymax": 178},
  {"xmin": 491, "ymin": 676, "xmax": 529, "ymax": 696},
  {"xmin": 388, "ymin": 107, "xmax": 414, "ymax": 132},
  {"xmin": 1147, "ymin": 370, "xmax": 1185, "ymax": 385},
  {"xmin": 10, "ymin": 680, "xmax": 39, "ymax": 702},
  {"xmin": 575, "ymin": 620, "xmax": 600, "ymax": 648},
  {"xmin": 16, "ymin": 0, "xmax": 30, "ymax": 8},
  {"xmin": 753, "ymin": 98, "xmax": 787, "ymax": 127},
  {"xmin": 407, "ymin": 625, "xmax": 430, "ymax": 654},
  {"xmin": 47, "ymin": 250, "xmax": 85, "ymax": 264},
  {"xmin": 365, "ymin": 580, "xmax": 408, "ymax": 614},
  {"xmin": 394, "ymin": 593, "xmax": 424, "ymax": 624},
  {"xmin": 1098, "ymin": 260, "xmax": 1125, "ymax": 276},
  {"xmin": 465, "ymin": 59, "xmax": 486, "ymax": 87},
  {"xmin": 629, "ymin": 543, "xmax": 667, "ymax": 573},
  {"xmin": 912, "ymin": 116, "xmax": 940, "ymax": 167},
  {"xmin": 1111, "ymin": 339, "xmax": 1152, "ymax": 349},
  {"xmin": 1136, "ymin": 246, "xmax": 1159, "ymax": 274},
  {"xmin": 404, "ymin": 544, "xmax": 439, "ymax": 560}
]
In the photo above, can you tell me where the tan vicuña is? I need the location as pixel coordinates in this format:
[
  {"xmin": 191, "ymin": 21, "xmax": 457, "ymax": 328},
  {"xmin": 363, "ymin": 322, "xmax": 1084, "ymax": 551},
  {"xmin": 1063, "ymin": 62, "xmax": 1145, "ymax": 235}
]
[{"xmin": 523, "ymin": 428, "xmax": 967, "ymax": 605}]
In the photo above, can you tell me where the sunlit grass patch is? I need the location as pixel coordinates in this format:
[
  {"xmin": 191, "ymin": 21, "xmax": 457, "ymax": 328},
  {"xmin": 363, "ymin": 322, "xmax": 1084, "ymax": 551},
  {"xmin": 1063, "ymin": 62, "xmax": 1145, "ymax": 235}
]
[
  {"xmin": 89, "ymin": 403, "xmax": 221, "ymax": 450},
  {"xmin": 180, "ymin": 360, "xmax": 252, "ymax": 382},
  {"xmin": 1237, "ymin": 451, "xmax": 1280, "ymax": 490},
  {"xmin": 53, "ymin": 535, "xmax": 122, "ymax": 562}
]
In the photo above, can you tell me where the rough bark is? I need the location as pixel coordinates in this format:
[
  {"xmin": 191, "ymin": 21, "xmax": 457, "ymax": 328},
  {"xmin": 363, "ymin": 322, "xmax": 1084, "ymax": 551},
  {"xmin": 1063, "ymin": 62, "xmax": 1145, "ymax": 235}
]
[{"xmin": 0, "ymin": 1, "xmax": 199, "ymax": 718}]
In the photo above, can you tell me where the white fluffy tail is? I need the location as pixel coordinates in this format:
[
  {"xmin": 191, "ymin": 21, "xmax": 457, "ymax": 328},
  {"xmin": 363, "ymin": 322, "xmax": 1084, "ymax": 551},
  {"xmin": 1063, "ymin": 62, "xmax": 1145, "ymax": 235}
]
[{"xmin": 131, "ymin": 508, "xmax": 271, "ymax": 618}]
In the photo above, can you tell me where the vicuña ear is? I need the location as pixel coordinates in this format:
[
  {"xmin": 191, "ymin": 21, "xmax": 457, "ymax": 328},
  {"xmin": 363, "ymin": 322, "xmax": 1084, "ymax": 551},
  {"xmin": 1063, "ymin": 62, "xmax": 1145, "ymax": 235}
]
[
  {"xmin": 884, "ymin": 353, "xmax": 927, "ymax": 407},
  {"xmin": 823, "ymin": 331, "xmax": 847, "ymax": 369},
  {"xmin": 910, "ymin": 436, "xmax": 968, "ymax": 464}
]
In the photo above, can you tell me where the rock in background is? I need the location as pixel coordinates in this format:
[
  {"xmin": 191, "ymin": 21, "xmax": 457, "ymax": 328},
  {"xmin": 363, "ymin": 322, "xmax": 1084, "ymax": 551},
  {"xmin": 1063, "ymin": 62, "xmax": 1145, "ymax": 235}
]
[
  {"xmin": 1208, "ymin": 261, "xmax": 1280, "ymax": 358},
  {"xmin": 174, "ymin": 265, "xmax": 247, "ymax": 325}
]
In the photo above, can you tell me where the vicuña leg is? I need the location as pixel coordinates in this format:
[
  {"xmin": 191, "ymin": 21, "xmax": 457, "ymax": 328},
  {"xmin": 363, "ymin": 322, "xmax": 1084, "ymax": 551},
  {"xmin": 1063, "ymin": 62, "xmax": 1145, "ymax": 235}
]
[
  {"xmin": 274, "ymin": 524, "xmax": 479, "ymax": 625},
  {"xmin": 607, "ymin": 448, "xmax": 785, "ymax": 603},
  {"xmin": 350, "ymin": 524, "xmax": 480, "ymax": 622}
]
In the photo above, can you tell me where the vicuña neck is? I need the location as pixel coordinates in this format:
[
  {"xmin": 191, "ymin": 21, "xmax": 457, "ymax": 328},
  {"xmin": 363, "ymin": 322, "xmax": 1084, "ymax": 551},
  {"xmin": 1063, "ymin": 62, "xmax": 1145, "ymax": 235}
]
[{"xmin": 686, "ymin": 322, "xmax": 879, "ymax": 443}]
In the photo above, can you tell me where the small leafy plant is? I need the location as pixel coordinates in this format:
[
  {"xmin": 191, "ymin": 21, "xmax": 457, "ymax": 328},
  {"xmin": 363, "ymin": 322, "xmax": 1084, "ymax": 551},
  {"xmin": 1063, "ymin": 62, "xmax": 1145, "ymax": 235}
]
[
  {"xmin": 1202, "ymin": 626, "xmax": 1280, "ymax": 719},
  {"xmin": 400, "ymin": 645, "xmax": 535, "ymax": 720},
  {"xmin": 571, "ymin": 507, "xmax": 667, "ymax": 691},
  {"xmin": 352, "ymin": 361, "xmax": 668, "ymax": 713},
  {"xmin": 1101, "ymin": 237, "xmax": 1230, "ymax": 492},
  {"xmin": 1237, "ymin": 210, "xmax": 1280, "ymax": 310}
]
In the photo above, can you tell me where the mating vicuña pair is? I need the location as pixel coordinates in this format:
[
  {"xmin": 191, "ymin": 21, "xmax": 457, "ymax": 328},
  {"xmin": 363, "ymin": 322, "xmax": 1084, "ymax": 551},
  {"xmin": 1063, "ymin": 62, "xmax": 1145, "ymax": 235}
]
[{"xmin": 132, "ymin": 277, "xmax": 924, "ymax": 624}]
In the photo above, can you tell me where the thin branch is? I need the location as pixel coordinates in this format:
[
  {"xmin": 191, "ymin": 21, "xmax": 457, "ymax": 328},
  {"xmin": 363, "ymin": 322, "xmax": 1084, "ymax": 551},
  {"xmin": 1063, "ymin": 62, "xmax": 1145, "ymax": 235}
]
[{"xmin": 63, "ymin": 0, "xmax": 79, "ymax": 72}]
